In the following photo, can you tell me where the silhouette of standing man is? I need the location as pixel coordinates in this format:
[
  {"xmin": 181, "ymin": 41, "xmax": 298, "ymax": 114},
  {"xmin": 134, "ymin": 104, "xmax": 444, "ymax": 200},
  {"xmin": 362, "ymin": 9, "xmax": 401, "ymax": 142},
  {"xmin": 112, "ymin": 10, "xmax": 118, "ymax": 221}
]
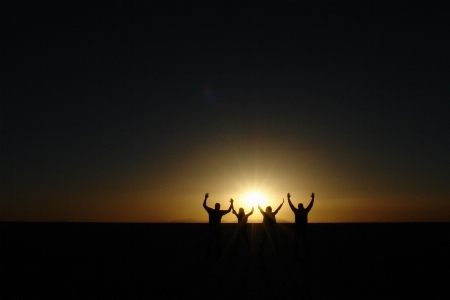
[
  {"xmin": 203, "ymin": 193, "xmax": 233, "ymax": 257},
  {"xmin": 258, "ymin": 198, "xmax": 284, "ymax": 256},
  {"xmin": 232, "ymin": 205, "xmax": 254, "ymax": 254},
  {"xmin": 287, "ymin": 192, "xmax": 314, "ymax": 256}
]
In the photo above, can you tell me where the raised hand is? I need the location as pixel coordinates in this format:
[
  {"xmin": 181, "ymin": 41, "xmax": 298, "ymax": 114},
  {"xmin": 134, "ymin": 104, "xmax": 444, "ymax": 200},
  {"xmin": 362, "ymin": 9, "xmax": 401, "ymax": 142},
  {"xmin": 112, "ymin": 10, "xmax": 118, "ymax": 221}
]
[
  {"xmin": 287, "ymin": 192, "xmax": 291, "ymax": 199},
  {"xmin": 311, "ymin": 192, "xmax": 314, "ymax": 198},
  {"xmin": 205, "ymin": 193, "xmax": 209, "ymax": 199},
  {"xmin": 230, "ymin": 198, "xmax": 234, "ymax": 203}
]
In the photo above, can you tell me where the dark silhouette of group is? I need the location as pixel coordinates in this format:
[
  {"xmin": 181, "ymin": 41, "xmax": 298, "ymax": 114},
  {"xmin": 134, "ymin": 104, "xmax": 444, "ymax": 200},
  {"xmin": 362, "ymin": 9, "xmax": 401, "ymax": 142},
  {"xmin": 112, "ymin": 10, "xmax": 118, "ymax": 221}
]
[{"xmin": 203, "ymin": 192, "xmax": 315, "ymax": 257}]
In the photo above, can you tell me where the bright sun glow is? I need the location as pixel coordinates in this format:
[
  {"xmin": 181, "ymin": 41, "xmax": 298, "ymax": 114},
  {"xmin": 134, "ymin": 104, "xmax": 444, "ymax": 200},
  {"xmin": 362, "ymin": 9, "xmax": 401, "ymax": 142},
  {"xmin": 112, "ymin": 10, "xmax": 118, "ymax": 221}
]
[{"xmin": 244, "ymin": 191, "xmax": 266, "ymax": 208}]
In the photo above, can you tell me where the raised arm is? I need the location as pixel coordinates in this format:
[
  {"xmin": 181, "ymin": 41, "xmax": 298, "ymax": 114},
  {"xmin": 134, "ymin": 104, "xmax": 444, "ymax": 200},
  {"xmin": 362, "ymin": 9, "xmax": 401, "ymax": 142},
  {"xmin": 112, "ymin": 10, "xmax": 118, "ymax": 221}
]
[
  {"xmin": 203, "ymin": 193, "xmax": 211, "ymax": 211},
  {"xmin": 287, "ymin": 193, "xmax": 296, "ymax": 212},
  {"xmin": 246, "ymin": 207, "xmax": 254, "ymax": 217},
  {"xmin": 223, "ymin": 198, "xmax": 234, "ymax": 214},
  {"xmin": 274, "ymin": 198, "xmax": 284, "ymax": 214},
  {"xmin": 232, "ymin": 206, "xmax": 238, "ymax": 217},
  {"xmin": 306, "ymin": 193, "xmax": 315, "ymax": 212},
  {"xmin": 258, "ymin": 205, "xmax": 265, "ymax": 215}
]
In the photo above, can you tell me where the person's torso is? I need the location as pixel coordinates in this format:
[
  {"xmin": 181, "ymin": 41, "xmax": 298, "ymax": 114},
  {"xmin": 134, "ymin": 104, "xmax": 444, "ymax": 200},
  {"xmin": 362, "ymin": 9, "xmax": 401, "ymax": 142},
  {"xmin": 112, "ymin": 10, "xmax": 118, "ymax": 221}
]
[
  {"xmin": 263, "ymin": 212, "xmax": 276, "ymax": 226},
  {"xmin": 295, "ymin": 209, "xmax": 308, "ymax": 224},
  {"xmin": 209, "ymin": 210, "xmax": 224, "ymax": 226},
  {"xmin": 237, "ymin": 214, "xmax": 248, "ymax": 225}
]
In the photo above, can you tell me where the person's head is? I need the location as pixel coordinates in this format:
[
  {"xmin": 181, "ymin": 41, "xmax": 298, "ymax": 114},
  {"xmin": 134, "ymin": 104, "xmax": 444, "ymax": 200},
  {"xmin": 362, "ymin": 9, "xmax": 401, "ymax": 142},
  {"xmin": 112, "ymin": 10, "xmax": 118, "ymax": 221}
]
[
  {"xmin": 238, "ymin": 208, "xmax": 244, "ymax": 214},
  {"xmin": 215, "ymin": 203, "xmax": 220, "ymax": 210},
  {"xmin": 266, "ymin": 206, "xmax": 272, "ymax": 213},
  {"xmin": 298, "ymin": 203, "xmax": 304, "ymax": 209}
]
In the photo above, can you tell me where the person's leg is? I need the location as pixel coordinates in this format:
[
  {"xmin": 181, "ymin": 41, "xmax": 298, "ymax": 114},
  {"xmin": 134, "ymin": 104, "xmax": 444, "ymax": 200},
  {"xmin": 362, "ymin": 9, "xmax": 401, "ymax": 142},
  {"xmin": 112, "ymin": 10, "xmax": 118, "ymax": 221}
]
[
  {"xmin": 207, "ymin": 230, "xmax": 213, "ymax": 256},
  {"xmin": 294, "ymin": 226, "xmax": 300, "ymax": 255},
  {"xmin": 265, "ymin": 226, "xmax": 277, "ymax": 255},
  {"xmin": 301, "ymin": 225, "xmax": 309, "ymax": 256},
  {"xmin": 260, "ymin": 230, "xmax": 267, "ymax": 255},
  {"xmin": 234, "ymin": 230, "xmax": 241, "ymax": 254},
  {"xmin": 216, "ymin": 230, "xmax": 222, "ymax": 256},
  {"xmin": 271, "ymin": 227, "xmax": 280, "ymax": 255},
  {"xmin": 243, "ymin": 229, "xmax": 251, "ymax": 252}
]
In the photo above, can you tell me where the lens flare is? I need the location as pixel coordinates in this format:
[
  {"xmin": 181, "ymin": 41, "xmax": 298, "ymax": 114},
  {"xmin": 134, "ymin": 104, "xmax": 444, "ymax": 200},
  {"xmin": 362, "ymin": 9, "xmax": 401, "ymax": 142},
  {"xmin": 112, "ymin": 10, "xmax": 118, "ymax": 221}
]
[{"xmin": 244, "ymin": 191, "xmax": 266, "ymax": 208}]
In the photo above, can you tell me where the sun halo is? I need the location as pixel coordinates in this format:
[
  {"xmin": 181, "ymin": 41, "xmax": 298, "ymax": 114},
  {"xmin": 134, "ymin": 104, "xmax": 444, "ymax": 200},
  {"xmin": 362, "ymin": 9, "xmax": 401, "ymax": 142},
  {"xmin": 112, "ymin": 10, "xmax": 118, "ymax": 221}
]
[{"xmin": 243, "ymin": 191, "xmax": 266, "ymax": 209}]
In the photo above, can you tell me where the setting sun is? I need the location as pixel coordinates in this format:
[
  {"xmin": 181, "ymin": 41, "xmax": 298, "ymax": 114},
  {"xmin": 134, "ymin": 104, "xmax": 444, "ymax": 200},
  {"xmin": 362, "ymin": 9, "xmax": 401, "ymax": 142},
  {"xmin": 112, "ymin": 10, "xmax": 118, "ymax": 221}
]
[{"xmin": 244, "ymin": 191, "xmax": 266, "ymax": 208}]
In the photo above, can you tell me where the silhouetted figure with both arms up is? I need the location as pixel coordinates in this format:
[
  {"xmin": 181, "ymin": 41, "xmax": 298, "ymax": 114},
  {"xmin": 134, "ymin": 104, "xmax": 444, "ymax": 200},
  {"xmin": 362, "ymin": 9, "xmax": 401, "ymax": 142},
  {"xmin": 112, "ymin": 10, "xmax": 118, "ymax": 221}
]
[
  {"xmin": 231, "ymin": 204, "xmax": 254, "ymax": 254},
  {"xmin": 203, "ymin": 193, "xmax": 233, "ymax": 257},
  {"xmin": 258, "ymin": 198, "xmax": 284, "ymax": 256},
  {"xmin": 287, "ymin": 192, "xmax": 314, "ymax": 256}
]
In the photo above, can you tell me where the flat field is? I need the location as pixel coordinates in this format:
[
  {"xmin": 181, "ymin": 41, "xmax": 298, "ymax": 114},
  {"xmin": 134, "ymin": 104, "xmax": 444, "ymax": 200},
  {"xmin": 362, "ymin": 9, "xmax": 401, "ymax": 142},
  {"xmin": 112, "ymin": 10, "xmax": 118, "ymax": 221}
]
[{"xmin": 1, "ymin": 223, "xmax": 449, "ymax": 299}]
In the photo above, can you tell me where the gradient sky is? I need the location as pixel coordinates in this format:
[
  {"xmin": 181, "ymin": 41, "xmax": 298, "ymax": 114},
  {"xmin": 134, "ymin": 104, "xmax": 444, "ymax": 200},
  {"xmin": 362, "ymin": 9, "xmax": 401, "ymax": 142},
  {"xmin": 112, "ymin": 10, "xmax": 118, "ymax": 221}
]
[{"xmin": 1, "ymin": 1, "xmax": 449, "ymax": 222}]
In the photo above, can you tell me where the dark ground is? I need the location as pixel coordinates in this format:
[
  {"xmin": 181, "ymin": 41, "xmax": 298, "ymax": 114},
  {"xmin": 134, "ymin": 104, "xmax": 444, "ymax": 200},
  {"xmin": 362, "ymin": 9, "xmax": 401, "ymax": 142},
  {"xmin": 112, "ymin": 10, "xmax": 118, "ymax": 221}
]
[{"xmin": 1, "ymin": 223, "xmax": 449, "ymax": 299}]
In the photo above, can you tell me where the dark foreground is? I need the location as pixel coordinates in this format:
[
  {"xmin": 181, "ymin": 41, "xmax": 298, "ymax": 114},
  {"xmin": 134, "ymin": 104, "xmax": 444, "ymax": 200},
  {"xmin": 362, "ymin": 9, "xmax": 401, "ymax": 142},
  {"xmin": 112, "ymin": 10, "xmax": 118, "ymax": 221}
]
[{"xmin": 1, "ymin": 223, "xmax": 449, "ymax": 299}]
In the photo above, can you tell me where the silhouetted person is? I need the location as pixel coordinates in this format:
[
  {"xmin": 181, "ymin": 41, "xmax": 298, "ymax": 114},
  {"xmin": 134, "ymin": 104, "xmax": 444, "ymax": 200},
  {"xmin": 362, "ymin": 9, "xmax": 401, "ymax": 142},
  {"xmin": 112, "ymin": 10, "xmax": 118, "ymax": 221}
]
[
  {"xmin": 288, "ymin": 192, "xmax": 314, "ymax": 256},
  {"xmin": 258, "ymin": 198, "xmax": 284, "ymax": 255},
  {"xmin": 203, "ymin": 193, "xmax": 233, "ymax": 256},
  {"xmin": 232, "ymin": 205, "xmax": 254, "ymax": 254}
]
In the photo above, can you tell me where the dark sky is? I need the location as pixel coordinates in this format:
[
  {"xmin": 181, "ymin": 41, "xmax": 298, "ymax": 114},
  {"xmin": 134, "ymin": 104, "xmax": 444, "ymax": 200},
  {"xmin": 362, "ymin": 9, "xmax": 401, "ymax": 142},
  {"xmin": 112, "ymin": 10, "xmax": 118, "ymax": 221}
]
[{"xmin": 1, "ymin": 1, "xmax": 449, "ymax": 222}]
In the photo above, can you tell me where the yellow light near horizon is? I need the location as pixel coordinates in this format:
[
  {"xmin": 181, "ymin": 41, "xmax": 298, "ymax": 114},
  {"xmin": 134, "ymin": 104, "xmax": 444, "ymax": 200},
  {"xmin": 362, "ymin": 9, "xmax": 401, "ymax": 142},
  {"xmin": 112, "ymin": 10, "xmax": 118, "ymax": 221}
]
[{"xmin": 244, "ymin": 191, "xmax": 266, "ymax": 208}]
